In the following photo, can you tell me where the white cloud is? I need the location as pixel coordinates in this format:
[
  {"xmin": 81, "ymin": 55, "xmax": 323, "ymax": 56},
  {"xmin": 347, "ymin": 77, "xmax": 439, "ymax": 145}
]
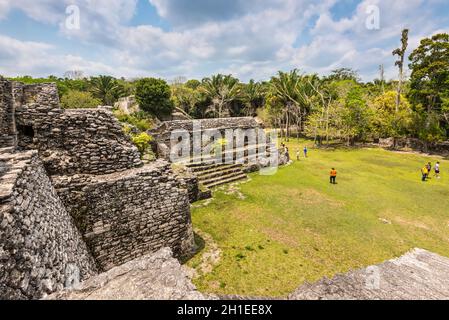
[{"xmin": 0, "ymin": 0, "xmax": 448, "ymax": 81}]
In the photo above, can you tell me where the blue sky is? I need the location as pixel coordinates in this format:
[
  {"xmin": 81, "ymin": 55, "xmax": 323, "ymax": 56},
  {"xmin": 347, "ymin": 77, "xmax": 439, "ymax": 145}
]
[{"xmin": 0, "ymin": 0, "xmax": 448, "ymax": 82}]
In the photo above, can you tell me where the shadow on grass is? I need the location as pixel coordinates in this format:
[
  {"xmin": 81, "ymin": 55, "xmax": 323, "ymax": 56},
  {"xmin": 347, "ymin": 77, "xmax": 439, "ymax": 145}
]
[{"xmin": 180, "ymin": 231, "xmax": 206, "ymax": 264}]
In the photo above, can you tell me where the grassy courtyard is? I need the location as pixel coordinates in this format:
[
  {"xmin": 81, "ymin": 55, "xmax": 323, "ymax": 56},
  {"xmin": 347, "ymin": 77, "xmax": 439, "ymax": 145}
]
[{"xmin": 187, "ymin": 140, "xmax": 449, "ymax": 297}]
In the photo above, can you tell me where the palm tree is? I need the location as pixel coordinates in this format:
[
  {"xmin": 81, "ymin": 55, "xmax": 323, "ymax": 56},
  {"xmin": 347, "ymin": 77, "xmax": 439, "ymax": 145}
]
[
  {"xmin": 241, "ymin": 80, "xmax": 265, "ymax": 117},
  {"xmin": 90, "ymin": 75, "xmax": 124, "ymax": 105},
  {"xmin": 269, "ymin": 70, "xmax": 304, "ymax": 140},
  {"xmin": 269, "ymin": 70, "xmax": 319, "ymax": 140},
  {"xmin": 200, "ymin": 74, "xmax": 241, "ymax": 118}
]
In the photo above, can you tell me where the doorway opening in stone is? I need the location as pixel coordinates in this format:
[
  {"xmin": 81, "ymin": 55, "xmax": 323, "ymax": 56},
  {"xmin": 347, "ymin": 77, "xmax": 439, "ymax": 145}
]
[
  {"xmin": 18, "ymin": 125, "xmax": 34, "ymax": 138},
  {"xmin": 17, "ymin": 124, "xmax": 35, "ymax": 146}
]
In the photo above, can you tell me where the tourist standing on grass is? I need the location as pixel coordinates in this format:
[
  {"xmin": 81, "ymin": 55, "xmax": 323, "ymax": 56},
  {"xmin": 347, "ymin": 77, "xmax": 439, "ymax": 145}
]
[
  {"xmin": 284, "ymin": 147, "xmax": 290, "ymax": 162},
  {"xmin": 435, "ymin": 162, "xmax": 440, "ymax": 179},
  {"xmin": 330, "ymin": 168, "xmax": 337, "ymax": 184},
  {"xmin": 304, "ymin": 146, "xmax": 308, "ymax": 158},
  {"xmin": 421, "ymin": 165, "xmax": 429, "ymax": 182},
  {"xmin": 296, "ymin": 149, "xmax": 300, "ymax": 161},
  {"xmin": 427, "ymin": 162, "xmax": 432, "ymax": 177}
]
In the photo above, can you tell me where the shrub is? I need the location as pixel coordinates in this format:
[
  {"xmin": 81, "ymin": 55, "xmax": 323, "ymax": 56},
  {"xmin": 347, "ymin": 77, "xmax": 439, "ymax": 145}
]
[
  {"xmin": 131, "ymin": 132, "xmax": 153, "ymax": 155},
  {"xmin": 135, "ymin": 78, "xmax": 174, "ymax": 118},
  {"xmin": 60, "ymin": 90, "xmax": 102, "ymax": 109},
  {"xmin": 114, "ymin": 110, "xmax": 154, "ymax": 132}
]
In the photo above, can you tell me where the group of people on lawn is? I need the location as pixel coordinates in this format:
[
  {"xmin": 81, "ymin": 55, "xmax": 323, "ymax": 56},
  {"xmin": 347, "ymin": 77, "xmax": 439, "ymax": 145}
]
[
  {"xmin": 281, "ymin": 142, "xmax": 442, "ymax": 185},
  {"xmin": 421, "ymin": 161, "xmax": 440, "ymax": 181},
  {"xmin": 280, "ymin": 143, "xmax": 308, "ymax": 163},
  {"xmin": 281, "ymin": 143, "xmax": 337, "ymax": 184}
]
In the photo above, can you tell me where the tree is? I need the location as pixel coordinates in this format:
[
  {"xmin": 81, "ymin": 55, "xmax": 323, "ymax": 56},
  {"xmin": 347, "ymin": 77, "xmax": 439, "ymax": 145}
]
[
  {"xmin": 171, "ymin": 82, "xmax": 199, "ymax": 118},
  {"xmin": 185, "ymin": 79, "xmax": 201, "ymax": 90},
  {"xmin": 268, "ymin": 70, "xmax": 305, "ymax": 140},
  {"xmin": 392, "ymin": 29, "xmax": 409, "ymax": 113},
  {"xmin": 326, "ymin": 68, "xmax": 361, "ymax": 82},
  {"xmin": 135, "ymin": 78, "xmax": 174, "ymax": 118},
  {"xmin": 200, "ymin": 74, "xmax": 241, "ymax": 118},
  {"xmin": 90, "ymin": 75, "xmax": 125, "ymax": 105},
  {"xmin": 60, "ymin": 90, "xmax": 102, "ymax": 109},
  {"xmin": 241, "ymin": 80, "xmax": 265, "ymax": 116},
  {"xmin": 341, "ymin": 86, "xmax": 373, "ymax": 145},
  {"xmin": 370, "ymin": 91, "xmax": 412, "ymax": 142},
  {"xmin": 409, "ymin": 33, "xmax": 449, "ymax": 140}
]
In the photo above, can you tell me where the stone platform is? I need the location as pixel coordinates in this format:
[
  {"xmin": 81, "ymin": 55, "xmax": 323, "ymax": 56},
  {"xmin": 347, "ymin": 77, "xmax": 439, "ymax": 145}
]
[
  {"xmin": 45, "ymin": 248, "xmax": 213, "ymax": 300},
  {"xmin": 289, "ymin": 248, "xmax": 449, "ymax": 300}
]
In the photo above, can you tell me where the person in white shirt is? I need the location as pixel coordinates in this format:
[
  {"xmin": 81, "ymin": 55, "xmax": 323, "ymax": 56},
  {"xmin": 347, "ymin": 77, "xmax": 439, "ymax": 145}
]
[{"xmin": 435, "ymin": 162, "xmax": 441, "ymax": 179}]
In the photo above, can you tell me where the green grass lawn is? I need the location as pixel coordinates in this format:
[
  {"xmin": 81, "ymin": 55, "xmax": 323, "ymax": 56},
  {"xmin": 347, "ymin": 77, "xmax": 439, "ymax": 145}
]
[{"xmin": 186, "ymin": 140, "xmax": 449, "ymax": 297}]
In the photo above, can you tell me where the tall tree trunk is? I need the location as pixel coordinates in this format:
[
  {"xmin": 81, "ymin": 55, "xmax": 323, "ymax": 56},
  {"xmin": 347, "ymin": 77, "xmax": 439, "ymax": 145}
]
[
  {"xmin": 396, "ymin": 73, "xmax": 402, "ymax": 113},
  {"xmin": 285, "ymin": 106, "xmax": 290, "ymax": 142},
  {"xmin": 325, "ymin": 104, "xmax": 330, "ymax": 145}
]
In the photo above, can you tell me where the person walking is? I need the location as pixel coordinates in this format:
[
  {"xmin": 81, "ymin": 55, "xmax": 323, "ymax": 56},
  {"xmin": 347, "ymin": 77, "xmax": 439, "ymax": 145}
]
[
  {"xmin": 330, "ymin": 168, "xmax": 337, "ymax": 184},
  {"xmin": 285, "ymin": 146, "xmax": 290, "ymax": 162},
  {"xmin": 421, "ymin": 165, "xmax": 429, "ymax": 182},
  {"xmin": 435, "ymin": 161, "xmax": 441, "ymax": 179},
  {"xmin": 426, "ymin": 162, "xmax": 432, "ymax": 180},
  {"xmin": 296, "ymin": 149, "xmax": 300, "ymax": 161},
  {"xmin": 304, "ymin": 146, "xmax": 308, "ymax": 158}
]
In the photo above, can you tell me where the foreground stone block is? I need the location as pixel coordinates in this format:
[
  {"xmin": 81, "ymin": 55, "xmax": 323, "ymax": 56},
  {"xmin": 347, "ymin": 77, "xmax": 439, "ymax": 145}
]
[
  {"xmin": 289, "ymin": 248, "xmax": 449, "ymax": 300},
  {"xmin": 45, "ymin": 248, "xmax": 213, "ymax": 300}
]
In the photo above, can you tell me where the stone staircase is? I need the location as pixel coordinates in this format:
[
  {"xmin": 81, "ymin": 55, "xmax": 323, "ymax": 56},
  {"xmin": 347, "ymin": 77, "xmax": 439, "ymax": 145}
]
[{"xmin": 186, "ymin": 162, "xmax": 247, "ymax": 189}]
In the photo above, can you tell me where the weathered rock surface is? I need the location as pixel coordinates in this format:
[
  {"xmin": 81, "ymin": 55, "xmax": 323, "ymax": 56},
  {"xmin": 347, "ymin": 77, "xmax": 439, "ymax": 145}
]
[
  {"xmin": 0, "ymin": 151, "xmax": 97, "ymax": 300},
  {"xmin": 289, "ymin": 248, "xmax": 449, "ymax": 300},
  {"xmin": 0, "ymin": 77, "xmax": 196, "ymax": 299},
  {"xmin": 45, "ymin": 248, "xmax": 213, "ymax": 300},
  {"xmin": 51, "ymin": 161, "xmax": 196, "ymax": 271}
]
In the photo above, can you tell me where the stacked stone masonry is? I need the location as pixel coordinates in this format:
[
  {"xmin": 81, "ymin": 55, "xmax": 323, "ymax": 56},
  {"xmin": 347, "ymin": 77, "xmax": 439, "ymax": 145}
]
[
  {"xmin": 8, "ymin": 80, "xmax": 143, "ymax": 175},
  {"xmin": 152, "ymin": 117, "xmax": 269, "ymax": 163},
  {"xmin": 0, "ymin": 77, "xmax": 196, "ymax": 299},
  {"xmin": 0, "ymin": 150, "xmax": 97, "ymax": 300},
  {"xmin": 51, "ymin": 161, "xmax": 195, "ymax": 271}
]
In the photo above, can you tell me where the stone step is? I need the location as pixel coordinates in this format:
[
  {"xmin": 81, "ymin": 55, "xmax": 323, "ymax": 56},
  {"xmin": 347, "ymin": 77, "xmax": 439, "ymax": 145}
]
[
  {"xmin": 0, "ymin": 146, "xmax": 15, "ymax": 155},
  {"xmin": 185, "ymin": 143, "xmax": 273, "ymax": 164},
  {"xmin": 189, "ymin": 163, "xmax": 242, "ymax": 173},
  {"xmin": 197, "ymin": 167, "xmax": 244, "ymax": 181},
  {"xmin": 202, "ymin": 172, "xmax": 248, "ymax": 189},
  {"xmin": 0, "ymin": 135, "xmax": 16, "ymax": 148}
]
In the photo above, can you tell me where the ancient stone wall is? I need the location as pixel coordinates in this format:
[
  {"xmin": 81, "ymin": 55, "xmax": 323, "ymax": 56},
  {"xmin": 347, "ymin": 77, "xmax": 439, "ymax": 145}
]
[
  {"xmin": 51, "ymin": 161, "xmax": 195, "ymax": 271},
  {"xmin": 152, "ymin": 117, "xmax": 272, "ymax": 163},
  {"xmin": 0, "ymin": 78, "xmax": 196, "ymax": 299},
  {"xmin": 153, "ymin": 117, "xmax": 261, "ymax": 145},
  {"xmin": 0, "ymin": 150, "xmax": 97, "ymax": 300},
  {"xmin": 9, "ymin": 81, "xmax": 143, "ymax": 175},
  {"xmin": 0, "ymin": 78, "xmax": 16, "ymax": 147}
]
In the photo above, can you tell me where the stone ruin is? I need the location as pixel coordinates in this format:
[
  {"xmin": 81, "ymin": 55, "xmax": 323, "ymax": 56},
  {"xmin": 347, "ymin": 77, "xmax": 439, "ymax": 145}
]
[
  {"xmin": 151, "ymin": 117, "xmax": 284, "ymax": 191},
  {"xmin": 0, "ymin": 77, "xmax": 196, "ymax": 299},
  {"xmin": 0, "ymin": 76, "xmax": 290, "ymax": 300},
  {"xmin": 2, "ymin": 77, "xmax": 449, "ymax": 300}
]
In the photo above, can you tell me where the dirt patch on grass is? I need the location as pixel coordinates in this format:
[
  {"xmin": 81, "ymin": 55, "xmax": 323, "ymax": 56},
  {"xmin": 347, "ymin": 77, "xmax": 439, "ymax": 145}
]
[
  {"xmin": 285, "ymin": 188, "xmax": 344, "ymax": 208},
  {"xmin": 188, "ymin": 229, "xmax": 221, "ymax": 278},
  {"xmin": 261, "ymin": 227, "xmax": 300, "ymax": 248},
  {"xmin": 393, "ymin": 216, "xmax": 431, "ymax": 231}
]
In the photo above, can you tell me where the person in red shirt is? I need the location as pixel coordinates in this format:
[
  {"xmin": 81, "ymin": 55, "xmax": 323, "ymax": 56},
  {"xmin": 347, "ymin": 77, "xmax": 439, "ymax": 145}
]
[{"xmin": 330, "ymin": 168, "xmax": 337, "ymax": 184}]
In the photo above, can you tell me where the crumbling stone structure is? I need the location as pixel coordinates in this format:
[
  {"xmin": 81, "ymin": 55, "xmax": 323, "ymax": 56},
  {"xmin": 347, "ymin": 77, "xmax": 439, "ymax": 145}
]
[
  {"xmin": 51, "ymin": 161, "xmax": 194, "ymax": 271},
  {"xmin": 0, "ymin": 150, "xmax": 97, "ymax": 299},
  {"xmin": 151, "ymin": 117, "xmax": 281, "ymax": 189},
  {"xmin": 46, "ymin": 248, "xmax": 213, "ymax": 300},
  {"xmin": 11, "ymin": 82, "xmax": 143, "ymax": 175},
  {"xmin": 152, "ymin": 117, "xmax": 267, "ymax": 162},
  {"xmin": 0, "ymin": 77, "xmax": 195, "ymax": 299}
]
